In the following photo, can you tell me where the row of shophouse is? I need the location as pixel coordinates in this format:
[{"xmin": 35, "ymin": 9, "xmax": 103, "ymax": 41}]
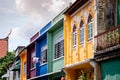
[{"xmin": 3, "ymin": 0, "xmax": 120, "ymax": 80}]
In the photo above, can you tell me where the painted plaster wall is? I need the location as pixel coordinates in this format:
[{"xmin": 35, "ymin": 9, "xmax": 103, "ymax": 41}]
[
  {"xmin": 27, "ymin": 43, "xmax": 36, "ymax": 79},
  {"xmin": 52, "ymin": 27, "xmax": 64, "ymax": 72},
  {"xmin": 64, "ymin": 0, "xmax": 95, "ymax": 66},
  {"xmin": 47, "ymin": 22, "xmax": 64, "ymax": 73},
  {"xmin": 47, "ymin": 32, "xmax": 53, "ymax": 73},
  {"xmin": 64, "ymin": 1, "xmax": 95, "ymax": 79},
  {"xmin": 20, "ymin": 50, "xmax": 26, "ymax": 80},
  {"xmin": 36, "ymin": 34, "xmax": 48, "ymax": 76},
  {"xmin": 40, "ymin": 22, "xmax": 51, "ymax": 35}
]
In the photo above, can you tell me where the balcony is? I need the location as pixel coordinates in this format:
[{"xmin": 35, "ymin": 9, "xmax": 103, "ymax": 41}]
[{"xmin": 95, "ymin": 26, "xmax": 120, "ymax": 56}]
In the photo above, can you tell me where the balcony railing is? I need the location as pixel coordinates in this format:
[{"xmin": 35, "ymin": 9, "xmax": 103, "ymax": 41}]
[{"xmin": 95, "ymin": 26, "xmax": 120, "ymax": 52}]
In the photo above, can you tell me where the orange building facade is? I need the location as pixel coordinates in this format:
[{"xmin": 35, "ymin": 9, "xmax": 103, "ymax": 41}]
[{"xmin": 20, "ymin": 49, "xmax": 27, "ymax": 80}]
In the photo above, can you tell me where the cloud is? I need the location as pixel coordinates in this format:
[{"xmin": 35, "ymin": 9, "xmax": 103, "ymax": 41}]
[
  {"xmin": 8, "ymin": 0, "xmax": 76, "ymax": 51},
  {"xmin": 14, "ymin": 0, "xmax": 72, "ymax": 40},
  {"xmin": 10, "ymin": 22, "xmax": 40, "ymax": 40},
  {"xmin": 15, "ymin": 0, "xmax": 75, "ymax": 26},
  {"xmin": 0, "ymin": 7, "xmax": 16, "ymax": 14}
]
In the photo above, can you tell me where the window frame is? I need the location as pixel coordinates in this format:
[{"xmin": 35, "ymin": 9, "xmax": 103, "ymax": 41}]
[
  {"xmin": 31, "ymin": 51, "xmax": 36, "ymax": 69},
  {"xmin": 87, "ymin": 14, "xmax": 93, "ymax": 40},
  {"xmin": 80, "ymin": 27, "xmax": 84, "ymax": 44},
  {"xmin": 54, "ymin": 34, "xmax": 64, "ymax": 60},
  {"xmin": 79, "ymin": 20, "xmax": 84, "ymax": 44},
  {"xmin": 73, "ymin": 24, "xmax": 77, "ymax": 47},
  {"xmin": 41, "ymin": 45, "xmax": 47, "ymax": 65},
  {"xmin": 88, "ymin": 21, "xmax": 93, "ymax": 40}
]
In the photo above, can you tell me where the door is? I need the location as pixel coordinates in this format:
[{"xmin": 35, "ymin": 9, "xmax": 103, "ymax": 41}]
[{"xmin": 101, "ymin": 58, "xmax": 120, "ymax": 80}]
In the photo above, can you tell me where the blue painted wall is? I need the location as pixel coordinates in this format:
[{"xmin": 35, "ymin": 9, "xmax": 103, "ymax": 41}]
[
  {"xmin": 36, "ymin": 21, "xmax": 51, "ymax": 77},
  {"xmin": 40, "ymin": 22, "xmax": 51, "ymax": 35},
  {"xmin": 36, "ymin": 41, "xmax": 40, "ymax": 76},
  {"xmin": 36, "ymin": 34, "xmax": 48, "ymax": 76}
]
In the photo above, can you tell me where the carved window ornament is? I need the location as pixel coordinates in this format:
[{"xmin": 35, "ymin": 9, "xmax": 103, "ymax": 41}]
[
  {"xmin": 80, "ymin": 20, "xmax": 84, "ymax": 44},
  {"xmin": 88, "ymin": 14, "xmax": 93, "ymax": 40}
]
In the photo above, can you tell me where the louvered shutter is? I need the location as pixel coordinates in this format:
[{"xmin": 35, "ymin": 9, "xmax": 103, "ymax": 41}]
[
  {"xmin": 59, "ymin": 40, "xmax": 64, "ymax": 57},
  {"xmin": 55, "ymin": 43, "xmax": 58, "ymax": 59}
]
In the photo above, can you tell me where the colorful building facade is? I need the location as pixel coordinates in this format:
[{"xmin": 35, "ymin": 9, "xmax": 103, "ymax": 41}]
[
  {"xmin": 35, "ymin": 22, "xmax": 52, "ymax": 80},
  {"xmin": 94, "ymin": 0, "xmax": 120, "ymax": 80},
  {"xmin": 27, "ymin": 32, "xmax": 39, "ymax": 80},
  {"xmin": 26, "ymin": 9, "xmax": 66, "ymax": 80},
  {"xmin": 47, "ymin": 10, "xmax": 65, "ymax": 80},
  {"xmin": 64, "ymin": 0, "xmax": 96, "ymax": 80},
  {"xmin": 12, "ymin": 46, "xmax": 25, "ymax": 80},
  {"xmin": 20, "ymin": 49, "xmax": 27, "ymax": 80}
]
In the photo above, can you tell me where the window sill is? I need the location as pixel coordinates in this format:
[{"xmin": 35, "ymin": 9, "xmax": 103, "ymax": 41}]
[
  {"xmin": 72, "ymin": 45, "xmax": 77, "ymax": 50},
  {"xmin": 30, "ymin": 67, "xmax": 36, "ymax": 71},
  {"xmin": 40, "ymin": 62, "xmax": 47, "ymax": 66},
  {"xmin": 53, "ymin": 56, "xmax": 64, "ymax": 61},
  {"xmin": 73, "ymin": 45, "xmax": 76, "ymax": 48},
  {"xmin": 80, "ymin": 42, "xmax": 84, "ymax": 45},
  {"xmin": 88, "ymin": 37, "xmax": 93, "ymax": 41},
  {"xmin": 79, "ymin": 43, "xmax": 84, "ymax": 47}
]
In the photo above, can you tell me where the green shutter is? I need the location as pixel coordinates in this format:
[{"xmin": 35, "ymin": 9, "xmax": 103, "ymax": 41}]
[
  {"xmin": 118, "ymin": 0, "xmax": 120, "ymax": 25},
  {"xmin": 101, "ymin": 58, "xmax": 120, "ymax": 80}
]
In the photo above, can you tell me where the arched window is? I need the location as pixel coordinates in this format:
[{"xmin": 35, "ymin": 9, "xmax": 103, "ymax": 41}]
[
  {"xmin": 73, "ymin": 24, "xmax": 77, "ymax": 46},
  {"xmin": 88, "ymin": 14, "xmax": 93, "ymax": 40},
  {"xmin": 80, "ymin": 20, "xmax": 84, "ymax": 44}
]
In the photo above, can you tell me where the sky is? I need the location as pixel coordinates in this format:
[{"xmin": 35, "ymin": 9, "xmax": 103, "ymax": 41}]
[{"xmin": 0, "ymin": 0, "xmax": 75, "ymax": 51}]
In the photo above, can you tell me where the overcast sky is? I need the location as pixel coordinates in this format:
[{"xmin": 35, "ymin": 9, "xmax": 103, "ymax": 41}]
[{"xmin": 0, "ymin": 0, "xmax": 75, "ymax": 51}]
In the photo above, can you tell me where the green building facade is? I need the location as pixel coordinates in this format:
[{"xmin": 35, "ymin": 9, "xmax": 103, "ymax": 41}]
[{"xmin": 47, "ymin": 10, "xmax": 65, "ymax": 80}]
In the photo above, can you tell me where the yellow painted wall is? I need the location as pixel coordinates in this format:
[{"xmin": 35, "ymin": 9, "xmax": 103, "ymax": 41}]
[
  {"xmin": 20, "ymin": 50, "xmax": 26, "ymax": 80},
  {"xmin": 64, "ymin": 0, "xmax": 95, "ymax": 68}
]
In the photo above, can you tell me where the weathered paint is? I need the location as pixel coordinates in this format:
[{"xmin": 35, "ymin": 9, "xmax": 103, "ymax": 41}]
[
  {"xmin": 101, "ymin": 58, "xmax": 120, "ymax": 80},
  {"xmin": 118, "ymin": 0, "xmax": 120, "ymax": 25},
  {"xmin": 20, "ymin": 49, "xmax": 26, "ymax": 80},
  {"xmin": 64, "ymin": 0, "xmax": 95, "ymax": 80}
]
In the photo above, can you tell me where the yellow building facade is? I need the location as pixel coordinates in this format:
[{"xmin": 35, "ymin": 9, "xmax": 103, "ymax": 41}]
[
  {"xmin": 64, "ymin": 0, "xmax": 97, "ymax": 80},
  {"xmin": 20, "ymin": 49, "xmax": 27, "ymax": 80}
]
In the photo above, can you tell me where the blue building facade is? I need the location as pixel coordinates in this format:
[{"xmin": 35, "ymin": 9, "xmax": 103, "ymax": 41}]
[{"xmin": 35, "ymin": 22, "xmax": 52, "ymax": 80}]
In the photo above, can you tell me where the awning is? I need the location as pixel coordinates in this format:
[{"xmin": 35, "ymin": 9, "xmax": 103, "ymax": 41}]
[
  {"xmin": 63, "ymin": 59, "xmax": 93, "ymax": 71},
  {"xmin": 2, "ymin": 73, "xmax": 9, "ymax": 78}
]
